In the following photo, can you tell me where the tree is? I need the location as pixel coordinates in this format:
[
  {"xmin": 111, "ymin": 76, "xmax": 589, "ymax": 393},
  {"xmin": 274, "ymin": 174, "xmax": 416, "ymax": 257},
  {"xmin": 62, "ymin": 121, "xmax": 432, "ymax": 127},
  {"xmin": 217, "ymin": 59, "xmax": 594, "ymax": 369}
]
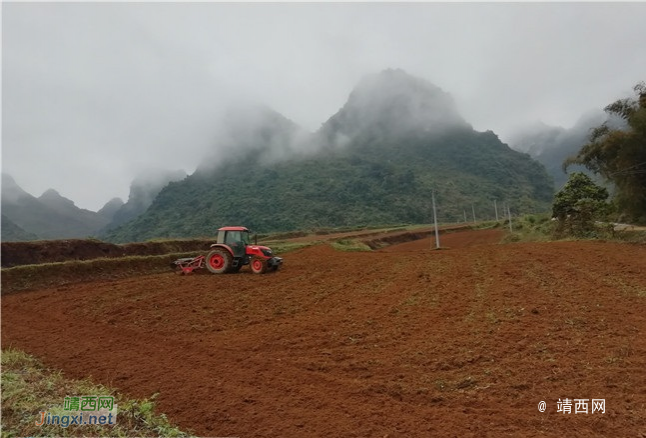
[
  {"xmin": 552, "ymin": 172, "xmax": 610, "ymax": 237},
  {"xmin": 564, "ymin": 82, "xmax": 646, "ymax": 222}
]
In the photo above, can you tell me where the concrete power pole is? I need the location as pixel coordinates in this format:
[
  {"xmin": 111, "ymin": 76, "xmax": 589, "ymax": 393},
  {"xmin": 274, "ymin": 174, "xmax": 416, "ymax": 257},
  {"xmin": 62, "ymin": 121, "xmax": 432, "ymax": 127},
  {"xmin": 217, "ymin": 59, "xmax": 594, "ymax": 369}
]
[
  {"xmin": 494, "ymin": 200, "xmax": 499, "ymax": 221},
  {"xmin": 432, "ymin": 190, "xmax": 440, "ymax": 249},
  {"xmin": 472, "ymin": 204, "xmax": 476, "ymax": 223}
]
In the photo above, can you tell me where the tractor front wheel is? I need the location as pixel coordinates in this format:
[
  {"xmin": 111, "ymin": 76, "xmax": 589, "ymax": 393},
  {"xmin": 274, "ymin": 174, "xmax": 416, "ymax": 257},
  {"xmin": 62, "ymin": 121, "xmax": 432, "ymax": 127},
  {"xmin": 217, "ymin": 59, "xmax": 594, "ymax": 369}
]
[
  {"xmin": 250, "ymin": 257, "xmax": 268, "ymax": 274},
  {"xmin": 206, "ymin": 249, "xmax": 232, "ymax": 274}
]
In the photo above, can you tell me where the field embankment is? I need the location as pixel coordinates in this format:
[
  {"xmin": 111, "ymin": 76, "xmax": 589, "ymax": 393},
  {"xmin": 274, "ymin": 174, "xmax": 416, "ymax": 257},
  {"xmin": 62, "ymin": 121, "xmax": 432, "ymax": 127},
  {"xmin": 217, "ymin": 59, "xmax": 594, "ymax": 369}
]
[
  {"xmin": 1, "ymin": 253, "xmax": 196, "ymax": 295},
  {"xmin": 0, "ymin": 239, "xmax": 214, "ymax": 268}
]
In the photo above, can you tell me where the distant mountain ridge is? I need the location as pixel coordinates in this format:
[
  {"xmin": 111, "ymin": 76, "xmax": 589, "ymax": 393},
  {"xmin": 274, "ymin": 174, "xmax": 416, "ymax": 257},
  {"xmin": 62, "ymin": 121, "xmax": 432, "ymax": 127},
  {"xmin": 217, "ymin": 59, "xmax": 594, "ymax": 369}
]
[
  {"xmin": 1, "ymin": 214, "xmax": 39, "ymax": 242},
  {"xmin": 97, "ymin": 197, "xmax": 125, "ymax": 221},
  {"xmin": 105, "ymin": 69, "xmax": 554, "ymax": 243},
  {"xmin": 1, "ymin": 170, "xmax": 186, "ymax": 242},
  {"xmin": 1, "ymin": 174, "xmax": 111, "ymax": 240}
]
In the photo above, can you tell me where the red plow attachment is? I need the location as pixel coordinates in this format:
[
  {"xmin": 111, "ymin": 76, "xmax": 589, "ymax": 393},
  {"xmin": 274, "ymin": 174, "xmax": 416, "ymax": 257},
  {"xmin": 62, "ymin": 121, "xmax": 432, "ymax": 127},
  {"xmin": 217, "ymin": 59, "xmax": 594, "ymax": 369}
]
[{"xmin": 171, "ymin": 255, "xmax": 205, "ymax": 275}]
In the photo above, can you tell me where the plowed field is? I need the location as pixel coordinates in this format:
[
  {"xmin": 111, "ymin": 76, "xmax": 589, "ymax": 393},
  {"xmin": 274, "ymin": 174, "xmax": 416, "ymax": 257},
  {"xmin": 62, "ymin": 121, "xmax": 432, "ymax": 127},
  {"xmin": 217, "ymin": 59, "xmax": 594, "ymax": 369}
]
[{"xmin": 2, "ymin": 229, "xmax": 646, "ymax": 437}]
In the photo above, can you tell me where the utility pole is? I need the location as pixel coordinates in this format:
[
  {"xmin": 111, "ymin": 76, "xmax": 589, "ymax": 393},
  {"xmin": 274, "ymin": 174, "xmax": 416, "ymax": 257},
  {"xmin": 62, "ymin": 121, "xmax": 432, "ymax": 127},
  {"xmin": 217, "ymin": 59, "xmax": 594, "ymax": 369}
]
[
  {"xmin": 494, "ymin": 199, "xmax": 499, "ymax": 221},
  {"xmin": 432, "ymin": 190, "xmax": 440, "ymax": 249},
  {"xmin": 463, "ymin": 210, "xmax": 467, "ymax": 223},
  {"xmin": 507, "ymin": 204, "xmax": 513, "ymax": 232},
  {"xmin": 472, "ymin": 204, "xmax": 476, "ymax": 223}
]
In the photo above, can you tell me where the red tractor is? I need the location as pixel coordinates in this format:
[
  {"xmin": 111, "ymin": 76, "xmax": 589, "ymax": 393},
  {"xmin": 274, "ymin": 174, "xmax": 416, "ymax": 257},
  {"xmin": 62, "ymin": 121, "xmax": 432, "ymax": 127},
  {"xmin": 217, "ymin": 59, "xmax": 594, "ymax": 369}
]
[{"xmin": 205, "ymin": 226, "xmax": 282, "ymax": 274}]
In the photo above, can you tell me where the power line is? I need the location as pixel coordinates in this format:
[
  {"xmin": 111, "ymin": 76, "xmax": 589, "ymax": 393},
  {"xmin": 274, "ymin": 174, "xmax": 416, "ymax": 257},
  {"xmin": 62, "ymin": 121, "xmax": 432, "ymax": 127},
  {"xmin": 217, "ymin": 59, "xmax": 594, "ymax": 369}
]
[
  {"xmin": 612, "ymin": 170, "xmax": 646, "ymax": 176},
  {"xmin": 609, "ymin": 161, "xmax": 646, "ymax": 176}
]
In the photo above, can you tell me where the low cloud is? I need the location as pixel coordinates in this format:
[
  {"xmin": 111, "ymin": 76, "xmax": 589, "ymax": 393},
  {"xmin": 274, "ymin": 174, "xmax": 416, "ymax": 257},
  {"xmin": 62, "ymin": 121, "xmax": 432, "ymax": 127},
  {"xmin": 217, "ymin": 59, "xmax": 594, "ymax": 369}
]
[{"xmin": 2, "ymin": 3, "xmax": 645, "ymax": 210}]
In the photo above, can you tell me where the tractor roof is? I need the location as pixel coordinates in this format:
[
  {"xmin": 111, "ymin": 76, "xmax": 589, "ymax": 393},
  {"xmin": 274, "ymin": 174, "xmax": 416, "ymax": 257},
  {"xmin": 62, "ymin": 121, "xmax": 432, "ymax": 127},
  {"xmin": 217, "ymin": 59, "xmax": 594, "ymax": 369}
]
[{"xmin": 218, "ymin": 226, "xmax": 249, "ymax": 232}]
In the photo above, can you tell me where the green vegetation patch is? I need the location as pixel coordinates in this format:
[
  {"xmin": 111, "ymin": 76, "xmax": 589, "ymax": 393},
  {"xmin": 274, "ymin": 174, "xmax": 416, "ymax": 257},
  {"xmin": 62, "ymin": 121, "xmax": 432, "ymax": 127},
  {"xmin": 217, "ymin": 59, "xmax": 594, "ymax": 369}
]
[
  {"xmin": 330, "ymin": 239, "xmax": 373, "ymax": 252},
  {"xmin": 263, "ymin": 241, "xmax": 316, "ymax": 254},
  {"xmin": 1, "ymin": 348, "xmax": 194, "ymax": 438},
  {"xmin": 500, "ymin": 214, "xmax": 556, "ymax": 243},
  {"xmin": 612, "ymin": 230, "xmax": 646, "ymax": 244}
]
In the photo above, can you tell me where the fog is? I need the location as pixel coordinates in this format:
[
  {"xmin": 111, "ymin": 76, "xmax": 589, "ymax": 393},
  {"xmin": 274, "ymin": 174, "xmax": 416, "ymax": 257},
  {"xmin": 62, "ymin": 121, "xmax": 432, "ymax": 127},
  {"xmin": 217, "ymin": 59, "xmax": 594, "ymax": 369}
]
[{"xmin": 2, "ymin": 2, "xmax": 645, "ymax": 211}]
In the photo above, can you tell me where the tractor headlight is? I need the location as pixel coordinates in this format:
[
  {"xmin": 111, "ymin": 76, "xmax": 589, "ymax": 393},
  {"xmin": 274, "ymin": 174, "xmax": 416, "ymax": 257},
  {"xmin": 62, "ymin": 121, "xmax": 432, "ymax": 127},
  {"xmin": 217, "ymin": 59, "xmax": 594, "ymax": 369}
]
[{"xmin": 261, "ymin": 249, "xmax": 273, "ymax": 257}]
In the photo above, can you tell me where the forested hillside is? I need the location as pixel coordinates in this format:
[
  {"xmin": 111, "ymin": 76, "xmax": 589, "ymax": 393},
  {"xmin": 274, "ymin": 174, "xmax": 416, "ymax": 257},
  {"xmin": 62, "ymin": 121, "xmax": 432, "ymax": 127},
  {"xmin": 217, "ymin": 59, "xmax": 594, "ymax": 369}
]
[{"xmin": 105, "ymin": 70, "xmax": 554, "ymax": 242}]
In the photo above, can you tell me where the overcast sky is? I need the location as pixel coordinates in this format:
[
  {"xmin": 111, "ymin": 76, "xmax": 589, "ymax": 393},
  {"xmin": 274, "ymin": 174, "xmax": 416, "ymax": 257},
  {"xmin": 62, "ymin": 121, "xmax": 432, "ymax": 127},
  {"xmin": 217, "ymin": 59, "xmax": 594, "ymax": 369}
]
[{"xmin": 3, "ymin": 2, "xmax": 646, "ymax": 211}]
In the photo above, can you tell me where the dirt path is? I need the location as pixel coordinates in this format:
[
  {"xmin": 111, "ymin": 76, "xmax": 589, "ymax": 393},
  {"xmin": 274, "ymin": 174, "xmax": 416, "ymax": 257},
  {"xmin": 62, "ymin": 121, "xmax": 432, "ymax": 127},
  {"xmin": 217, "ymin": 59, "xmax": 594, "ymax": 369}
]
[
  {"xmin": 273, "ymin": 224, "xmax": 469, "ymax": 244},
  {"xmin": 2, "ymin": 238, "xmax": 645, "ymax": 437}
]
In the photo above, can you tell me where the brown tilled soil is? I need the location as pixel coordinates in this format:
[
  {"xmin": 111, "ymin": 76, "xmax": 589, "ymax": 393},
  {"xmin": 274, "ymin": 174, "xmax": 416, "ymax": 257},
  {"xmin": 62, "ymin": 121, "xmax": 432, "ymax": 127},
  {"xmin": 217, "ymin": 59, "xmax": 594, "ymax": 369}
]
[{"xmin": 2, "ymin": 229, "xmax": 645, "ymax": 437}]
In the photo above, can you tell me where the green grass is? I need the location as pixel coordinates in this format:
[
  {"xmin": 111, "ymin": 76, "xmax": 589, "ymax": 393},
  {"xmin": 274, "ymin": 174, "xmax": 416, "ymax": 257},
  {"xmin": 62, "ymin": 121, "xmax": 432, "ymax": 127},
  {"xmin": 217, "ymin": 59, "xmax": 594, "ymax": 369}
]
[
  {"xmin": 611, "ymin": 229, "xmax": 646, "ymax": 244},
  {"xmin": 1, "ymin": 348, "xmax": 194, "ymax": 438},
  {"xmin": 498, "ymin": 214, "xmax": 556, "ymax": 243},
  {"xmin": 496, "ymin": 213, "xmax": 646, "ymax": 245},
  {"xmin": 265, "ymin": 241, "xmax": 316, "ymax": 254},
  {"xmin": 330, "ymin": 239, "xmax": 372, "ymax": 252}
]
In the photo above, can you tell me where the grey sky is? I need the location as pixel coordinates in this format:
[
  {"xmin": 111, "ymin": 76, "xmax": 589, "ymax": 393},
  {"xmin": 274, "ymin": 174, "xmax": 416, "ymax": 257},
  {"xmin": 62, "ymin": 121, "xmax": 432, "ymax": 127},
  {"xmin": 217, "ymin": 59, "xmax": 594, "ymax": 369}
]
[{"xmin": 2, "ymin": 2, "xmax": 645, "ymax": 211}]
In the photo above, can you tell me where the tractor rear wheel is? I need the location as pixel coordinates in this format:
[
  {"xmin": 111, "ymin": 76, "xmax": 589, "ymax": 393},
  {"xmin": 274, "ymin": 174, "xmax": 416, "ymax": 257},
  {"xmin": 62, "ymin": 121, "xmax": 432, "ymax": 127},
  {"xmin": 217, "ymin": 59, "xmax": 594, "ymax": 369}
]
[
  {"xmin": 206, "ymin": 249, "xmax": 232, "ymax": 274},
  {"xmin": 250, "ymin": 257, "xmax": 268, "ymax": 274}
]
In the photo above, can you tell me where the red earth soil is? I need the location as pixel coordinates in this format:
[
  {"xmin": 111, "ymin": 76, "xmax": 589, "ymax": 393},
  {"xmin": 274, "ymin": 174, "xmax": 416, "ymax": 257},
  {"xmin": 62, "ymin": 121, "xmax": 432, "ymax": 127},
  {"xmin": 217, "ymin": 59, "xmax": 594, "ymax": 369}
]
[{"xmin": 2, "ymin": 229, "xmax": 645, "ymax": 437}]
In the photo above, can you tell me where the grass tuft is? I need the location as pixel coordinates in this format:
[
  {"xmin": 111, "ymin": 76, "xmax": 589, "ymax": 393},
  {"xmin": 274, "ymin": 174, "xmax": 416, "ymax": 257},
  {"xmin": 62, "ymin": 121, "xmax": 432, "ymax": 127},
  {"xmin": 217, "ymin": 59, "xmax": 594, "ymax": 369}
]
[
  {"xmin": 330, "ymin": 239, "xmax": 372, "ymax": 252},
  {"xmin": 1, "ymin": 348, "xmax": 194, "ymax": 437}
]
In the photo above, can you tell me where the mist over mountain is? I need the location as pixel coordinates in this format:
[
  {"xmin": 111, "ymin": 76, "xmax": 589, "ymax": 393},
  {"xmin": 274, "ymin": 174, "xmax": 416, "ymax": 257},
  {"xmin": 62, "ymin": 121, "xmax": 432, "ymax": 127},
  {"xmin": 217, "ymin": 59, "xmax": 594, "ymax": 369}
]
[
  {"xmin": 105, "ymin": 69, "xmax": 554, "ymax": 243},
  {"xmin": 507, "ymin": 111, "xmax": 625, "ymax": 187},
  {"xmin": 102, "ymin": 169, "xmax": 188, "ymax": 232},
  {"xmin": 320, "ymin": 69, "xmax": 469, "ymax": 143},
  {"xmin": 196, "ymin": 104, "xmax": 313, "ymax": 174}
]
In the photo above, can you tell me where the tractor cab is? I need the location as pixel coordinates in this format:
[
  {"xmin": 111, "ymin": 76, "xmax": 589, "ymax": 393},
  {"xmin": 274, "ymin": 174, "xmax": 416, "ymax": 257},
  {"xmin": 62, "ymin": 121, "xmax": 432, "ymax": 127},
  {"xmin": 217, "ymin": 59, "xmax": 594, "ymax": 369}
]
[{"xmin": 216, "ymin": 226, "xmax": 251, "ymax": 257}]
